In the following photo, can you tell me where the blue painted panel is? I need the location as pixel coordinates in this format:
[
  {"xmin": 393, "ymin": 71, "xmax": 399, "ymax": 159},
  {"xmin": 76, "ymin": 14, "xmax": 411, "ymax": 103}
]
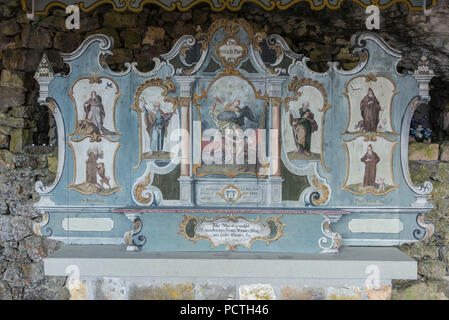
[{"xmin": 33, "ymin": 21, "xmax": 434, "ymax": 253}]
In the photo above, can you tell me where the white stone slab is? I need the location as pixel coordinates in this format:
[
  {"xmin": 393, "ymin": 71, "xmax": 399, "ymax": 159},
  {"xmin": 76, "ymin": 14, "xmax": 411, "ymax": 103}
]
[
  {"xmin": 348, "ymin": 219, "xmax": 404, "ymax": 234},
  {"xmin": 62, "ymin": 218, "xmax": 114, "ymax": 232},
  {"xmin": 44, "ymin": 245, "xmax": 417, "ymax": 281}
]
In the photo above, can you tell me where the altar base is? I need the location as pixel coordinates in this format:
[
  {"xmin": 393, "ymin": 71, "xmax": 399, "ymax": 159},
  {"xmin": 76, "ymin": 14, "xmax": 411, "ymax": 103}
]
[{"xmin": 45, "ymin": 245, "xmax": 416, "ymax": 300}]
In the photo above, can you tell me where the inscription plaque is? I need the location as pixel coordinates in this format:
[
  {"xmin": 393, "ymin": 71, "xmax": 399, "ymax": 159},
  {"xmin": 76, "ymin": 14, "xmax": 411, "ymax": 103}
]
[{"xmin": 179, "ymin": 215, "xmax": 285, "ymax": 250}]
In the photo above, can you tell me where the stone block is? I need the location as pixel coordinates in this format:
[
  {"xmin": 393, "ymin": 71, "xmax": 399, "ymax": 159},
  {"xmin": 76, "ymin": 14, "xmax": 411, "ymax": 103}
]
[
  {"xmin": 335, "ymin": 47, "xmax": 359, "ymax": 62},
  {"xmin": 409, "ymin": 160, "xmax": 438, "ymax": 185},
  {"xmin": 440, "ymin": 142, "xmax": 449, "ymax": 161},
  {"xmin": 103, "ymin": 12, "xmax": 138, "ymax": 28},
  {"xmin": 7, "ymin": 200, "xmax": 41, "ymax": 219},
  {"xmin": 399, "ymin": 242, "xmax": 439, "ymax": 260},
  {"xmin": 0, "ymin": 215, "xmax": 32, "ymax": 241},
  {"xmin": 37, "ymin": 15, "xmax": 67, "ymax": 30},
  {"xmin": 0, "ymin": 134, "xmax": 9, "ymax": 149},
  {"xmin": 280, "ymin": 286, "xmax": 325, "ymax": 300},
  {"xmin": 0, "ymin": 246, "xmax": 24, "ymax": 261},
  {"xmin": 0, "ymin": 69, "xmax": 27, "ymax": 89},
  {"xmin": 22, "ymin": 25, "xmax": 53, "ymax": 49},
  {"xmin": 142, "ymin": 26, "xmax": 165, "ymax": 46},
  {"xmin": 0, "ymin": 113, "xmax": 31, "ymax": 128},
  {"xmin": 48, "ymin": 156, "xmax": 58, "ymax": 174},
  {"xmin": 326, "ymin": 287, "xmax": 363, "ymax": 300},
  {"xmin": 11, "ymin": 106, "xmax": 30, "ymax": 118},
  {"xmin": 392, "ymin": 281, "xmax": 448, "ymax": 300},
  {"xmin": 0, "ymin": 125, "xmax": 13, "ymax": 135},
  {"xmin": 23, "ymin": 283, "xmax": 70, "ymax": 300},
  {"xmin": 238, "ymin": 284, "xmax": 276, "ymax": 300},
  {"xmin": 161, "ymin": 11, "xmax": 181, "ymax": 23},
  {"xmin": 128, "ymin": 283, "xmax": 195, "ymax": 300},
  {"xmin": 94, "ymin": 278, "xmax": 126, "ymax": 300},
  {"xmin": 0, "ymin": 87, "xmax": 25, "ymax": 112},
  {"xmin": 80, "ymin": 15, "xmax": 102, "ymax": 32},
  {"xmin": 2, "ymin": 49, "xmax": 42, "ymax": 72},
  {"xmin": 365, "ymin": 285, "xmax": 392, "ymax": 300},
  {"xmin": 418, "ymin": 260, "xmax": 447, "ymax": 279},
  {"xmin": 67, "ymin": 280, "xmax": 89, "ymax": 300},
  {"xmin": 0, "ymin": 281, "xmax": 13, "ymax": 300},
  {"xmin": 0, "ymin": 19, "xmax": 20, "ymax": 36},
  {"xmin": 87, "ymin": 28, "xmax": 122, "ymax": 48},
  {"xmin": 2, "ymin": 262, "xmax": 23, "ymax": 287},
  {"xmin": 106, "ymin": 48, "xmax": 133, "ymax": 66},
  {"xmin": 408, "ymin": 142, "xmax": 439, "ymax": 161},
  {"xmin": 192, "ymin": 9, "xmax": 208, "ymax": 25},
  {"xmin": 53, "ymin": 32, "xmax": 83, "ymax": 52},
  {"xmin": 24, "ymin": 235, "xmax": 61, "ymax": 263},
  {"xmin": 172, "ymin": 21, "xmax": 194, "ymax": 40},
  {"xmin": 9, "ymin": 128, "xmax": 33, "ymax": 152},
  {"xmin": 0, "ymin": 149, "xmax": 15, "ymax": 169},
  {"xmin": 22, "ymin": 263, "xmax": 45, "ymax": 286},
  {"xmin": 431, "ymin": 162, "xmax": 449, "ymax": 184},
  {"xmin": 120, "ymin": 29, "xmax": 141, "ymax": 49},
  {"xmin": 196, "ymin": 284, "xmax": 236, "ymax": 300}
]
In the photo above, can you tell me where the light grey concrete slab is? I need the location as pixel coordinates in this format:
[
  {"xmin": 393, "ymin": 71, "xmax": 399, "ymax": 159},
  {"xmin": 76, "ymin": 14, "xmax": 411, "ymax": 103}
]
[{"xmin": 44, "ymin": 245, "xmax": 417, "ymax": 280}]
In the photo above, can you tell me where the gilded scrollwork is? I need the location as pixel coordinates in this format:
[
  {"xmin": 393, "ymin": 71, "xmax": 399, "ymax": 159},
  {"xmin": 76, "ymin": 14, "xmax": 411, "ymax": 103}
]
[
  {"xmin": 124, "ymin": 214, "xmax": 147, "ymax": 251},
  {"xmin": 133, "ymin": 173, "xmax": 152, "ymax": 204},
  {"xmin": 310, "ymin": 175, "xmax": 330, "ymax": 206},
  {"xmin": 413, "ymin": 213, "xmax": 435, "ymax": 241},
  {"xmin": 318, "ymin": 216, "xmax": 342, "ymax": 253}
]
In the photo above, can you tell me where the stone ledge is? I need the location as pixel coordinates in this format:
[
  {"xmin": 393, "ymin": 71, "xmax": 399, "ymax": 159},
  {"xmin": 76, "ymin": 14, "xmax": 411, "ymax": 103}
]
[{"xmin": 44, "ymin": 245, "xmax": 417, "ymax": 281}]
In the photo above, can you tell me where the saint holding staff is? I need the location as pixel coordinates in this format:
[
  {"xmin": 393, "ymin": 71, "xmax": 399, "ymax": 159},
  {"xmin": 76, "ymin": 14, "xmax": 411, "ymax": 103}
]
[
  {"xmin": 289, "ymin": 101, "xmax": 318, "ymax": 157},
  {"xmin": 360, "ymin": 144, "xmax": 380, "ymax": 188},
  {"xmin": 141, "ymin": 99, "xmax": 174, "ymax": 156}
]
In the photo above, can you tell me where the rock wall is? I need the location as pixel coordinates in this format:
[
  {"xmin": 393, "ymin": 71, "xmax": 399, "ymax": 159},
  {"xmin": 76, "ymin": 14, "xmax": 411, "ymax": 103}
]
[{"xmin": 1, "ymin": 0, "xmax": 449, "ymax": 299}]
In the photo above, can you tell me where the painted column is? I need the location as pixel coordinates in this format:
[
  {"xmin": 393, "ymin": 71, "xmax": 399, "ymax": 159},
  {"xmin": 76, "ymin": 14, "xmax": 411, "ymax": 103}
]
[
  {"xmin": 174, "ymin": 76, "xmax": 196, "ymax": 204},
  {"xmin": 266, "ymin": 78, "xmax": 287, "ymax": 205},
  {"xmin": 267, "ymin": 79, "xmax": 286, "ymax": 177},
  {"xmin": 179, "ymin": 97, "xmax": 191, "ymax": 176},
  {"xmin": 269, "ymin": 96, "xmax": 282, "ymax": 177},
  {"xmin": 174, "ymin": 77, "xmax": 195, "ymax": 176}
]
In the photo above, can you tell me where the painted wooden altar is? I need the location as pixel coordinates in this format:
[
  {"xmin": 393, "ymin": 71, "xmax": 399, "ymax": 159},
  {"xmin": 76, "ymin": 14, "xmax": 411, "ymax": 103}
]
[{"xmin": 33, "ymin": 19, "xmax": 434, "ymax": 253}]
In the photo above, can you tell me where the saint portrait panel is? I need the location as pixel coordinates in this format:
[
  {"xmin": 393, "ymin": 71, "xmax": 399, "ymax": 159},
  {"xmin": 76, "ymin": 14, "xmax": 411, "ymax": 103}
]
[
  {"xmin": 70, "ymin": 76, "xmax": 121, "ymax": 140},
  {"xmin": 283, "ymin": 79, "xmax": 331, "ymax": 172},
  {"xmin": 344, "ymin": 75, "xmax": 397, "ymax": 135},
  {"xmin": 137, "ymin": 85, "xmax": 179, "ymax": 162},
  {"xmin": 68, "ymin": 138, "xmax": 121, "ymax": 196},
  {"xmin": 342, "ymin": 136, "xmax": 398, "ymax": 196}
]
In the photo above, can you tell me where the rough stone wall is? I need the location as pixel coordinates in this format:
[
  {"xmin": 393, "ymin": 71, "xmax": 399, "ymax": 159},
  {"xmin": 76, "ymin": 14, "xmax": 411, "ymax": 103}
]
[
  {"xmin": 1, "ymin": 0, "xmax": 449, "ymax": 299},
  {"xmin": 393, "ymin": 161, "xmax": 449, "ymax": 300}
]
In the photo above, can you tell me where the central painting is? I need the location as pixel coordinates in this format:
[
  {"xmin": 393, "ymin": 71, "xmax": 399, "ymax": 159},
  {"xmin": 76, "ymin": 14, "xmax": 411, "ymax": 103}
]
[{"xmin": 193, "ymin": 74, "xmax": 268, "ymax": 178}]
